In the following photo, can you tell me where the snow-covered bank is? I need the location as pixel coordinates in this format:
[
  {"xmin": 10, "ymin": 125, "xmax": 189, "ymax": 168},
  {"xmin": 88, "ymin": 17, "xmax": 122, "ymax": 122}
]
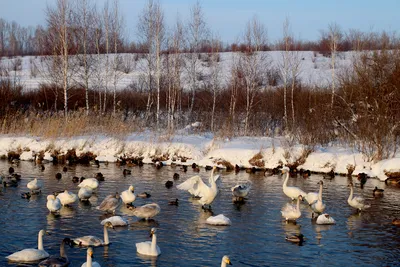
[{"xmin": 0, "ymin": 134, "xmax": 399, "ymax": 182}]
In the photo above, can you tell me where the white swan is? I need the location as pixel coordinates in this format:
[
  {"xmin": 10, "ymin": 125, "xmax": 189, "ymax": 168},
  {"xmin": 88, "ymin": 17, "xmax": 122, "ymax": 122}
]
[
  {"xmin": 96, "ymin": 192, "xmax": 121, "ymax": 213},
  {"xmin": 231, "ymin": 182, "xmax": 251, "ymax": 201},
  {"xmin": 81, "ymin": 247, "xmax": 100, "ymax": 267},
  {"xmin": 120, "ymin": 185, "xmax": 136, "ymax": 205},
  {"xmin": 27, "ymin": 178, "xmax": 43, "ymax": 192},
  {"xmin": 221, "ymin": 255, "xmax": 232, "ymax": 266},
  {"xmin": 78, "ymin": 178, "xmax": 99, "ymax": 190},
  {"xmin": 38, "ymin": 237, "xmax": 71, "ymax": 267},
  {"xmin": 6, "ymin": 229, "xmax": 49, "ymax": 262},
  {"xmin": 131, "ymin": 203, "xmax": 160, "ymax": 220},
  {"xmin": 47, "ymin": 195, "xmax": 61, "ymax": 213},
  {"xmin": 101, "ymin": 216, "xmax": 128, "ymax": 227},
  {"xmin": 206, "ymin": 214, "xmax": 231, "ymax": 226},
  {"xmin": 177, "ymin": 166, "xmax": 219, "ymax": 208},
  {"xmin": 316, "ymin": 213, "xmax": 336, "ymax": 225},
  {"xmin": 282, "ymin": 167, "xmax": 306, "ymax": 200},
  {"xmin": 78, "ymin": 187, "xmax": 93, "ymax": 201},
  {"xmin": 348, "ymin": 182, "xmax": 371, "ymax": 211},
  {"xmin": 57, "ymin": 190, "xmax": 78, "ymax": 206},
  {"xmin": 73, "ymin": 222, "xmax": 113, "ymax": 247},
  {"xmin": 136, "ymin": 228, "xmax": 161, "ymax": 257},
  {"xmin": 310, "ymin": 181, "xmax": 326, "ymax": 214},
  {"xmin": 305, "ymin": 180, "xmax": 323, "ymax": 205},
  {"xmin": 281, "ymin": 195, "xmax": 303, "ymax": 221}
]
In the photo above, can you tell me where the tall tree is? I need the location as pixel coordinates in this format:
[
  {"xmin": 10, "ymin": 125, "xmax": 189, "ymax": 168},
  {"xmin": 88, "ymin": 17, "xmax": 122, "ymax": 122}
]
[{"xmin": 328, "ymin": 23, "xmax": 342, "ymax": 110}]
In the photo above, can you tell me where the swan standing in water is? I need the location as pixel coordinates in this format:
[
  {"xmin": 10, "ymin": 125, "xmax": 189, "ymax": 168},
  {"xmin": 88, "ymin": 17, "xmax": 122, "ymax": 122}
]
[
  {"xmin": 81, "ymin": 247, "xmax": 100, "ymax": 267},
  {"xmin": 310, "ymin": 181, "xmax": 326, "ymax": 214},
  {"xmin": 177, "ymin": 166, "xmax": 219, "ymax": 209},
  {"xmin": 78, "ymin": 178, "xmax": 99, "ymax": 190},
  {"xmin": 57, "ymin": 190, "xmax": 78, "ymax": 206},
  {"xmin": 348, "ymin": 182, "xmax": 371, "ymax": 211},
  {"xmin": 101, "ymin": 216, "xmax": 129, "ymax": 227},
  {"xmin": 282, "ymin": 167, "xmax": 306, "ymax": 200},
  {"xmin": 206, "ymin": 214, "xmax": 231, "ymax": 226},
  {"xmin": 136, "ymin": 228, "xmax": 161, "ymax": 257},
  {"xmin": 131, "ymin": 203, "xmax": 160, "ymax": 220},
  {"xmin": 316, "ymin": 213, "xmax": 336, "ymax": 225},
  {"xmin": 304, "ymin": 180, "xmax": 323, "ymax": 205},
  {"xmin": 220, "ymin": 255, "xmax": 232, "ymax": 266},
  {"xmin": 27, "ymin": 178, "xmax": 43, "ymax": 193},
  {"xmin": 281, "ymin": 195, "xmax": 303, "ymax": 221},
  {"xmin": 78, "ymin": 187, "xmax": 93, "ymax": 201},
  {"xmin": 38, "ymin": 238, "xmax": 72, "ymax": 267},
  {"xmin": 72, "ymin": 222, "xmax": 113, "ymax": 246},
  {"xmin": 231, "ymin": 182, "xmax": 251, "ymax": 202},
  {"xmin": 6, "ymin": 229, "xmax": 50, "ymax": 262},
  {"xmin": 121, "ymin": 185, "xmax": 136, "ymax": 206},
  {"xmin": 47, "ymin": 195, "xmax": 62, "ymax": 213},
  {"xmin": 96, "ymin": 192, "xmax": 121, "ymax": 213}
]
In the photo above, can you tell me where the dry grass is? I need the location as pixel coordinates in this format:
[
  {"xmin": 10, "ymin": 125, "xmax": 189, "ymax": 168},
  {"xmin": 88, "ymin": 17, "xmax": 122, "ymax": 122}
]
[
  {"xmin": 249, "ymin": 152, "xmax": 265, "ymax": 167},
  {"xmin": 0, "ymin": 111, "xmax": 144, "ymax": 138}
]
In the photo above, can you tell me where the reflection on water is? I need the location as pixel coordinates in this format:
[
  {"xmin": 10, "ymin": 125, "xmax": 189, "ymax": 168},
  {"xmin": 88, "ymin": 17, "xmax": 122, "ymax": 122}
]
[{"xmin": 0, "ymin": 161, "xmax": 400, "ymax": 266}]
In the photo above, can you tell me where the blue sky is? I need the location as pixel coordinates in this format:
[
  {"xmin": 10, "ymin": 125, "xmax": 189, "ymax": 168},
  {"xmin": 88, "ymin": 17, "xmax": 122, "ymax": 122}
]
[{"xmin": 1, "ymin": 0, "xmax": 399, "ymax": 43}]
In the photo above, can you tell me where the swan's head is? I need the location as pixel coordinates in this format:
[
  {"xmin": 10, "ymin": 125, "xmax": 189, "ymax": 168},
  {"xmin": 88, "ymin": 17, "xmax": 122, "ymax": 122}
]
[
  {"xmin": 39, "ymin": 229, "xmax": 50, "ymax": 236},
  {"xmin": 348, "ymin": 182, "xmax": 354, "ymax": 188},
  {"xmin": 87, "ymin": 247, "xmax": 94, "ymax": 258},
  {"xmin": 222, "ymin": 255, "xmax": 232, "ymax": 265},
  {"xmin": 104, "ymin": 221, "xmax": 114, "ymax": 229},
  {"xmin": 80, "ymin": 177, "xmax": 86, "ymax": 182},
  {"xmin": 324, "ymin": 214, "xmax": 330, "ymax": 218},
  {"xmin": 115, "ymin": 192, "xmax": 120, "ymax": 198},
  {"xmin": 298, "ymin": 195, "xmax": 303, "ymax": 201},
  {"xmin": 318, "ymin": 180, "xmax": 323, "ymax": 185},
  {"xmin": 150, "ymin": 228, "xmax": 157, "ymax": 237},
  {"xmin": 281, "ymin": 166, "xmax": 290, "ymax": 174},
  {"xmin": 47, "ymin": 195, "xmax": 56, "ymax": 200},
  {"xmin": 129, "ymin": 185, "xmax": 135, "ymax": 192}
]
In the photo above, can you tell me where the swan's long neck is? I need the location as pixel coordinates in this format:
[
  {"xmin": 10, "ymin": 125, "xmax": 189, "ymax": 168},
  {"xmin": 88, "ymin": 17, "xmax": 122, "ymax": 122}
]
[
  {"xmin": 151, "ymin": 233, "xmax": 157, "ymax": 252},
  {"xmin": 104, "ymin": 225, "xmax": 109, "ymax": 245},
  {"xmin": 296, "ymin": 197, "xmax": 301, "ymax": 211},
  {"xmin": 318, "ymin": 183, "xmax": 323, "ymax": 201},
  {"xmin": 283, "ymin": 172, "xmax": 289, "ymax": 188},
  {"xmin": 348, "ymin": 185, "xmax": 354, "ymax": 202},
  {"xmin": 87, "ymin": 251, "xmax": 92, "ymax": 267},
  {"xmin": 38, "ymin": 231, "xmax": 44, "ymax": 250},
  {"xmin": 221, "ymin": 259, "xmax": 227, "ymax": 267}
]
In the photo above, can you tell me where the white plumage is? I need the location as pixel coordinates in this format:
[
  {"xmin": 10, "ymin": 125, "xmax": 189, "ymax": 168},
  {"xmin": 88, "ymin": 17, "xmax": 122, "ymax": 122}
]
[
  {"xmin": 81, "ymin": 247, "xmax": 100, "ymax": 267},
  {"xmin": 78, "ymin": 187, "xmax": 93, "ymax": 201},
  {"xmin": 73, "ymin": 222, "xmax": 113, "ymax": 247},
  {"xmin": 282, "ymin": 167, "xmax": 306, "ymax": 200},
  {"xmin": 101, "ymin": 216, "xmax": 128, "ymax": 227},
  {"xmin": 27, "ymin": 178, "xmax": 43, "ymax": 192},
  {"xmin": 310, "ymin": 181, "xmax": 326, "ymax": 213},
  {"xmin": 177, "ymin": 166, "xmax": 219, "ymax": 207},
  {"xmin": 131, "ymin": 203, "xmax": 160, "ymax": 220},
  {"xmin": 206, "ymin": 214, "xmax": 231, "ymax": 226},
  {"xmin": 6, "ymin": 229, "xmax": 49, "ymax": 262},
  {"xmin": 78, "ymin": 178, "xmax": 99, "ymax": 190},
  {"xmin": 46, "ymin": 195, "xmax": 61, "ymax": 213},
  {"xmin": 136, "ymin": 228, "xmax": 161, "ymax": 257},
  {"xmin": 120, "ymin": 185, "xmax": 136, "ymax": 205},
  {"xmin": 281, "ymin": 195, "xmax": 303, "ymax": 221},
  {"xmin": 316, "ymin": 213, "xmax": 336, "ymax": 225},
  {"xmin": 56, "ymin": 190, "xmax": 78, "ymax": 206},
  {"xmin": 348, "ymin": 182, "xmax": 370, "ymax": 211}
]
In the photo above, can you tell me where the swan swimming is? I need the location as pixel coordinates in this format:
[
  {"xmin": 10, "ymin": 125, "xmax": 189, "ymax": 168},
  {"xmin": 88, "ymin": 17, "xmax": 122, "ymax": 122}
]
[
  {"xmin": 120, "ymin": 185, "xmax": 136, "ymax": 206},
  {"xmin": 57, "ymin": 190, "xmax": 78, "ymax": 206},
  {"xmin": 6, "ymin": 229, "xmax": 50, "ymax": 262},
  {"xmin": 72, "ymin": 222, "xmax": 113, "ymax": 247},
  {"xmin": 131, "ymin": 203, "xmax": 160, "ymax": 220},
  {"xmin": 136, "ymin": 228, "xmax": 161, "ymax": 257},
  {"xmin": 206, "ymin": 214, "xmax": 231, "ymax": 226},
  {"xmin": 220, "ymin": 255, "xmax": 232, "ymax": 267},
  {"xmin": 348, "ymin": 182, "xmax": 370, "ymax": 211},
  {"xmin": 177, "ymin": 166, "xmax": 219, "ymax": 209},
  {"xmin": 281, "ymin": 195, "xmax": 303, "ymax": 221},
  {"xmin": 96, "ymin": 192, "xmax": 121, "ymax": 213},
  {"xmin": 310, "ymin": 181, "xmax": 326, "ymax": 214},
  {"xmin": 38, "ymin": 237, "xmax": 72, "ymax": 267},
  {"xmin": 47, "ymin": 195, "xmax": 62, "ymax": 213},
  {"xmin": 282, "ymin": 167, "xmax": 306, "ymax": 200},
  {"xmin": 81, "ymin": 247, "xmax": 100, "ymax": 267},
  {"xmin": 304, "ymin": 180, "xmax": 323, "ymax": 205}
]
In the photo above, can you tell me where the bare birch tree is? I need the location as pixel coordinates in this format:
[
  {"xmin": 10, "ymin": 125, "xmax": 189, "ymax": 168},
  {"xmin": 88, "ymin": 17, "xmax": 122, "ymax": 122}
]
[
  {"xmin": 328, "ymin": 23, "xmax": 342, "ymax": 110},
  {"xmin": 208, "ymin": 34, "xmax": 222, "ymax": 132},
  {"xmin": 186, "ymin": 1, "xmax": 208, "ymax": 119},
  {"xmin": 46, "ymin": 0, "xmax": 73, "ymax": 118},
  {"xmin": 279, "ymin": 18, "xmax": 290, "ymax": 131}
]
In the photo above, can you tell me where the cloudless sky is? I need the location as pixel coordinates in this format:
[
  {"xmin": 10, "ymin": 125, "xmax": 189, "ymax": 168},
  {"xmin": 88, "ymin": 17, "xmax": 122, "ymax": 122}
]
[{"xmin": 1, "ymin": 0, "xmax": 399, "ymax": 44}]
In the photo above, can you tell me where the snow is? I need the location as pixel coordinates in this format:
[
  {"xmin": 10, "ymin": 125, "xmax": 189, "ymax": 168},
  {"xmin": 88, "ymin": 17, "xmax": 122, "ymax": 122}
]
[{"xmin": 0, "ymin": 133, "xmax": 398, "ymax": 182}]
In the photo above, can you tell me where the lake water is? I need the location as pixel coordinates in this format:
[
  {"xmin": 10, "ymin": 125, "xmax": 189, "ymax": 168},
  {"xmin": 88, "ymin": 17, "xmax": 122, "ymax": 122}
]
[{"xmin": 0, "ymin": 161, "xmax": 400, "ymax": 267}]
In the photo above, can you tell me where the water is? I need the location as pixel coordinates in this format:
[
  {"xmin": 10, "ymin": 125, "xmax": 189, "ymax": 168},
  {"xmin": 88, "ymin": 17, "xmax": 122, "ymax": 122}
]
[{"xmin": 0, "ymin": 161, "xmax": 400, "ymax": 267}]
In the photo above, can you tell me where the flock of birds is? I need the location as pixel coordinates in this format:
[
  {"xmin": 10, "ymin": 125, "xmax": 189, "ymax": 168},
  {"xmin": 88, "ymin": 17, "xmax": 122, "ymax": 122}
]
[{"xmin": 1, "ymin": 161, "xmax": 398, "ymax": 266}]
